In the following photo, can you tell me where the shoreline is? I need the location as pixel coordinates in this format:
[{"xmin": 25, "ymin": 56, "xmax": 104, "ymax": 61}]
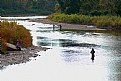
[
  {"xmin": 32, "ymin": 18, "xmax": 106, "ymax": 31},
  {"xmin": 0, "ymin": 17, "xmax": 108, "ymax": 70},
  {"xmin": 0, "ymin": 46, "xmax": 49, "ymax": 70}
]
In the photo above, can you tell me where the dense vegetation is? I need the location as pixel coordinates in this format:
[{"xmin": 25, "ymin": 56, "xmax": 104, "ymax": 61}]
[
  {"xmin": 48, "ymin": 14, "xmax": 121, "ymax": 30},
  {"xmin": 0, "ymin": 21, "xmax": 32, "ymax": 54},
  {"xmin": 0, "ymin": 0, "xmax": 56, "ymax": 16},
  {"xmin": 0, "ymin": 0, "xmax": 121, "ymax": 16},
  {"xmin": 56, "ymin": 0, "xmax": 121, "ymax": 16},
  {"xmin": 1, "ymin": 0, "xmax": 121, "ymax": 16},
  {"xmin": 48, "ymin": 0, "xmax": 121, "ymax": 30}
]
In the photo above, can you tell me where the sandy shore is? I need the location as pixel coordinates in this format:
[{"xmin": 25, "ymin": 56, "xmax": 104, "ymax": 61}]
[
  {"xmin": 0, "ymin": 46, "xmax": 49, "ymax": 69},
  {"xmin": 32, "ymin": 18, "xmax": 106, "ymax": 31}
]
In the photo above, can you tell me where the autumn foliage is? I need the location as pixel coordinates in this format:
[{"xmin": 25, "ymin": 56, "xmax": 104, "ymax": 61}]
[{"xmin": 0, "ymin": 21, "xmax": 32, "ymax": 54}]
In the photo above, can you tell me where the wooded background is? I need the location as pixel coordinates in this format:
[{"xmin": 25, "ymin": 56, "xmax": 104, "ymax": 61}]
[
  {"xmin": 0, "ymin": 0, "xmax": 121, "ymax": 16},
  {"xmin": 0, "ymin": 0, "xmax": 56, "ymax": 16}
]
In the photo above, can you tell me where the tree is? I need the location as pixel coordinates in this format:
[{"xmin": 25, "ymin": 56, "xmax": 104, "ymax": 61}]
[
  {"xmin": 56, "ymin": 0, "xmax": 81, "ymax": 14},
  {"xmin": 0, "ymin": 0, "xmax": 56, "ymax": 15},
  {"xmin": 80, "ymin": 0, "xmax": 100, "ymax": 15}
]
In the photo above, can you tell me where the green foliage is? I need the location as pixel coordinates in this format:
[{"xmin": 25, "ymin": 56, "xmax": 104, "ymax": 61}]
[
  {"xmin": 48, "ymin": 14, "xmax": 121, "ymax": 29},
  {"xmin": 0, "ymin": 0, "xmax": 56, "ymax": 16},
  {"xmin": 56, "ymin": 0, "xmax": 121, "ymax": 16},
  {"xmin": 89, "ymin": 10, "xmax": 109, "ymax": 16},
  {"xmin": 56, "ymin": 0, "xmax": 80, "ymax": 14},
  {"xmin": 0, "ymin": 21, "xmax": 32, "ymax": 54},
  {"xmin": 1, "ymin": 0, "xmax": 121, "ymax": 16},
  {"xmin": 55, "ymin": 3, "xmax": 61, "ymax": 13}
]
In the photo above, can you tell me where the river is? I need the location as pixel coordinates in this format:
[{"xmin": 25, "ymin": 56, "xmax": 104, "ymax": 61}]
[{"xmin": 0, "ymin": 16, "xmax": 121, "ymax": 81}]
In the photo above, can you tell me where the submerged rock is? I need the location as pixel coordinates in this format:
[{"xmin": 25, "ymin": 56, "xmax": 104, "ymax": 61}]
[{"xmin": 62, "ymin": 42, "xmax": 100, "ymax": 47}]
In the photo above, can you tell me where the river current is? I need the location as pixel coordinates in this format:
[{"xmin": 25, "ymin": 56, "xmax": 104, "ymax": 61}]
[{"xmin": 0, "ymin": 16, "xmax": 121, "ymax": 81}]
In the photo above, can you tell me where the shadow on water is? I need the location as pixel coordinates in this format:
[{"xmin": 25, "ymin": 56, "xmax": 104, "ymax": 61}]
[{"xmin": 37, "ymin": 36, "xmax": 101, "ymax": 47}]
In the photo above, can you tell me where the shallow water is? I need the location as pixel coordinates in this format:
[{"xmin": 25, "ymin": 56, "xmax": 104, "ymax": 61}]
[{"xmin": 0, "ymin": 16, "xmax": 121, "ymax": 81}]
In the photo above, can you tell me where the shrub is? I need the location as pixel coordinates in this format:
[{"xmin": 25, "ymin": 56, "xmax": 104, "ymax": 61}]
[
  {"xmin": 48, "ymin": 14, "xmax": 121, "ymax": 30},
  {"xmin": 0, "ymin": 38, "xmax": 7, "ymax": 54},
  {"xmin": 0, "ymin": 21, "xmax": 32, "ymax": 54},
  {"xmin": 14, "ymin": 25, "xmax": 32, "ymax": 47}
]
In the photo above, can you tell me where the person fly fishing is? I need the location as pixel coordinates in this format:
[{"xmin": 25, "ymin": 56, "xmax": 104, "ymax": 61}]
[{"xmin": 90, "ymin": 48, "xmax": 95, "ymax": 62}]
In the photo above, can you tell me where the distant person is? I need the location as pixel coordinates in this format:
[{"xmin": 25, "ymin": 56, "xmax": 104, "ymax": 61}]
[
  {"xmin": 60, "ymin": 24, "xmax": 62, "ymax": 31},
  {"xmin": 53, "ymin": 24, "xmax": 55, "ymax": 31},
  {"xmin": 16, "ymin": 40, "xmax": 21, "ymax": 51},
  {"xmin": 53, "ymin": 24, "xmax": 55, "ymax": 27},
  {"xmin": 90, "ymin": 48, "xmax": 95, "ymax": 62}
]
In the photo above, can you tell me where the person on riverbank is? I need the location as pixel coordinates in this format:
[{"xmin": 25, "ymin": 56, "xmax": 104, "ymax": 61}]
[
  {"xmin": 16, "ymin": 40, "xmax": 21, "ymax": 51},
  {"xmin": 60, "ymin": 24, "xmax": 62, "ymax": 31},
  {"xmin": 53, "ymin": 24, "xmax": 55, "ymax": 31},
  {"xmin": 90, "ymin": 48, "xmax": 95, "ymax": 62}
]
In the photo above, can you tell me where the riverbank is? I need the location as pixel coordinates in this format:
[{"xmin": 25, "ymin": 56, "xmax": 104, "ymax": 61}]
[
  {"xmin": 0, "ymin": 46, "xmax": 49, "ymax": 70},
  {"xmin": 32, "ymin": 18, "xmax": 106, "ymax": 32}
]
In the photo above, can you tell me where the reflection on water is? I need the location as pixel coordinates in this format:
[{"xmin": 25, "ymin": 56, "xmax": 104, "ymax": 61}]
[{"xmin": 0, "ymin": 16, "xmax": 121, "ymax": 81}]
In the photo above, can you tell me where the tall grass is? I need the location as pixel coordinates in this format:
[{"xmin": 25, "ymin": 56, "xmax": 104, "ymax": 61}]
[
  {"xmin": 48, "ymin": 14, "xmax": 121, "ymax": 29},
  {"xmin": 0, "ymin": 21, "xmax": 32, "ymax": 54}
]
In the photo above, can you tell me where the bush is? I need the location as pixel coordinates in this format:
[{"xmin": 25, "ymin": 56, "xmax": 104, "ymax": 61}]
[
  {"xmin": 48, "ymin": 14, "xmax": 121, "ymax": 29},
  {"xmin": 0, "ymin": 38, "xmax": 7, "ymax": 54},
  {"xmin": 14, "ymin": 25, "xmax": 32, "ymax": 47},
  {"xmin": 0, "ymin": 21, "xmax": 32, "ymax": 54}
]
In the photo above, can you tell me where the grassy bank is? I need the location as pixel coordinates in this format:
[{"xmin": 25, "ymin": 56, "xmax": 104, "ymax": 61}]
[
  {"xmin": 0, "ymin": 21, "xmax": 32, "ymax": 54},
  {"xmin": 48, "ymin": 14, "xmax": 121, "ymax": 30}
]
